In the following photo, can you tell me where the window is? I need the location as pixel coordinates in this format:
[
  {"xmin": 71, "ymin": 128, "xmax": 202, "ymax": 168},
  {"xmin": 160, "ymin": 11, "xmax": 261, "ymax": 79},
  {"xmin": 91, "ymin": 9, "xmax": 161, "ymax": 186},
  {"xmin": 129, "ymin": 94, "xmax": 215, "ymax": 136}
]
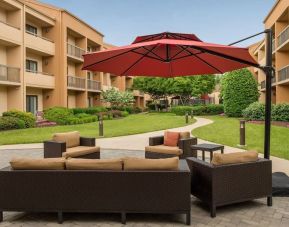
[
  {"xmin": 26, "ymin": 24, "xmax": 37, "ymax": 35},
  {"xmin": 88, "ymin": 97, "xmax": 93, "ymax": 107},
  {"xmin": 26, "ymin": 59, "xmax": 38, "ymax": 73},
  {"xmin": 87, "ymin": 71, "xmax": 93, "ymax": 80},
  {"xmin": 26, "ymin": 95, "xmax": 38, "ymax": 114}
]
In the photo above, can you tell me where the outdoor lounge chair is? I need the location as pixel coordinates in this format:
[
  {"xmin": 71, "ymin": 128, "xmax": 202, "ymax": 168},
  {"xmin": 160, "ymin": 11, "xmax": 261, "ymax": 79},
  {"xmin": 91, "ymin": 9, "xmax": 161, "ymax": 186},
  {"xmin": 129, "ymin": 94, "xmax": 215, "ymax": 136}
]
[
  {"xmin": 186, "ymin": 156, "xmax": 272, "ymax": 217},
  {"xmin": 145, "ymin": 131, "xmax": 197, "ymax": 159},
  {"xmin": 0, "ymin": 158, "xmax": 191, "ymax": 225},
  {"xmin": 44, "ymin": 131, "xmax": 100, "ymax": 159}
]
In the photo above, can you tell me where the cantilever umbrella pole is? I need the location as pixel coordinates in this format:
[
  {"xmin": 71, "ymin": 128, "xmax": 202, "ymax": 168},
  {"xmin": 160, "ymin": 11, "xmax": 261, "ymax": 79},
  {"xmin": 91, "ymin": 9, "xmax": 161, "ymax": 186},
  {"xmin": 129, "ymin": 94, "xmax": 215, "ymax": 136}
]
[{"xmin": 229, "ymin": 29, "xmax": 273, "ymax": 160}]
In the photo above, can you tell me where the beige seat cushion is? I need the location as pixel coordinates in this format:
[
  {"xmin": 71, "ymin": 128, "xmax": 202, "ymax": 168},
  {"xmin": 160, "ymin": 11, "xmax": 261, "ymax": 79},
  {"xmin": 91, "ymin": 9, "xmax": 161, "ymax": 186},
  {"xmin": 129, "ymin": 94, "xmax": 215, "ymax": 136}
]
[
  {"xmin": 211, "ymin": 151, "xmax": 259, "ymax": 166},
  {"xmin": 180, "ymin": 131, "xmax": 190, "ymax": 139},
  {"xmin": 123, "ymin": 157, "xmax": 179, "ymax": 170},
  {"xmin": 62, "ymin": 146, "xmax": 100, "ymax": 158},
  {"xmin": 52, "ymin": 131, "xmax": 80, "ymax": 148},
  {"xmin": 10, "ymin": 158, "xmax": 65, "ymax": 170},
  {"xmin": 145, "ymin": 145, "xmax": 182, "ymax": 155},
  {"xmin": 66, "ymin": 158, "xmax": 122, "ymax": 170}
]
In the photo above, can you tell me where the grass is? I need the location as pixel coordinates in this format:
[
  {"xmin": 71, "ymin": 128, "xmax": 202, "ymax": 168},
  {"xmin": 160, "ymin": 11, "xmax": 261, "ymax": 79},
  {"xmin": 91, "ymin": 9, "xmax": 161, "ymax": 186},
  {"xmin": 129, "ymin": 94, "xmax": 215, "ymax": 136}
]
[
  {"xmin": 0, "ymin": 113, "xmax": 195, "ymax": 145},
  {"xmin": 192, "ymin": 115, "xmax": 289, "ymax": 160}
]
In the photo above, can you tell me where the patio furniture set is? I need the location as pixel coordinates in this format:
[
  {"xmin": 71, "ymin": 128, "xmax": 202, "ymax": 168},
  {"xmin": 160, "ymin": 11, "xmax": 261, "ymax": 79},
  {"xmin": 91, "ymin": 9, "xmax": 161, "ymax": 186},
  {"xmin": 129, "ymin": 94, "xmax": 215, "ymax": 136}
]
[{"xmin": 0, "ymin": 130, "xmax": 272, "ymax": 225}]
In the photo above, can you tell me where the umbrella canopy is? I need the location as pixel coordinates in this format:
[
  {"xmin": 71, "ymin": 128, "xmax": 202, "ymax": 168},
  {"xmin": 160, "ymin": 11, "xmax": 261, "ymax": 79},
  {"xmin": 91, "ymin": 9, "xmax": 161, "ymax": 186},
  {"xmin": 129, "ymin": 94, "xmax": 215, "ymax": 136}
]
[{"xmin": 82, "ymin": 32, "xmax": 258, "ymax": 77}]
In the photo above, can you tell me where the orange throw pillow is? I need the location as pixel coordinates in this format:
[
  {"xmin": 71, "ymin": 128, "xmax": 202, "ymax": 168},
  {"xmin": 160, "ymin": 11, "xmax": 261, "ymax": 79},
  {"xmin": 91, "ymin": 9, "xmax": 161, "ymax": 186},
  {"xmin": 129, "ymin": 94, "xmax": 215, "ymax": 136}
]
[{"xmin": 164, "ymin": 131, "xmax": 180, "ymax": 147}]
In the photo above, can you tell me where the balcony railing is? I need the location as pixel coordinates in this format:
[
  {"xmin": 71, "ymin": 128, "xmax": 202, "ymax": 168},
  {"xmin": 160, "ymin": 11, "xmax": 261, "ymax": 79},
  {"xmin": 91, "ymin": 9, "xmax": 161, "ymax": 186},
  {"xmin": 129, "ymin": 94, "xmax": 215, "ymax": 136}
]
[
  {"xmin": 277, "ymin": 25, "xmax": 289, "ymax": 47},
  {"xmin": 0, "ymin": 64, "xmax": 20, "ymax": 83},
  {"xmin": 278, "ymin": 65, "xmax": 289, "ymax": 82},
  {"xmin": 272, "ymin": 39, "xmax": 275, "ymax": 52},
  {"xmin": 67, "ymin": 75, "xmax": 86, "ymax": 89},
  {"xmin": 26, "ymin": 69, "xmax": 53, "ymax": 76},
  {"xmin": 67, "ymin": 43, "xmax": 85, "ymax": 59},
  {"xmin": 26, "ymin": 30, "xmax": 54, "ymax": 43},
  {"xmin": 87, "ymin": 79, "xmax": 101, "ymax": 91}
]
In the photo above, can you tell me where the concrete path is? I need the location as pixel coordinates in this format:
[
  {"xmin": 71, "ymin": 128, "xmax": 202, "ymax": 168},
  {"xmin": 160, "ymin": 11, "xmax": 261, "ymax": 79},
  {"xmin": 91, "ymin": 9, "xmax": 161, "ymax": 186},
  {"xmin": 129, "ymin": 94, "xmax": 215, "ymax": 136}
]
[{"xmin": 1, "ymin": 117, "xmax": 288, "ymax": 174}]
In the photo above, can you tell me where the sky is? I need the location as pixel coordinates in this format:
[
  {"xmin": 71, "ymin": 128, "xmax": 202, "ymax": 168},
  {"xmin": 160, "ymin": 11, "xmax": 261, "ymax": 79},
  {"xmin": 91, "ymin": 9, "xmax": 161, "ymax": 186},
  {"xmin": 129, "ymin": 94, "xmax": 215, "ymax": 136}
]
[{"xmin": 41, "ymin": 0, "xmax": 275, "ymax": 47}]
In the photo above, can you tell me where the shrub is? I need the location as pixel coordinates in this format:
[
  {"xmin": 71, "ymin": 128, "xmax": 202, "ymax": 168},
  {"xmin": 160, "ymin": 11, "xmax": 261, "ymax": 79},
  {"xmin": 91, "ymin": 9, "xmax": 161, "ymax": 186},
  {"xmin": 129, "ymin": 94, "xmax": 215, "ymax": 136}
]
[
  {"xmin": 171, "ymin": 105, "xmax": 224, "ymax": 116},
  {"xmin": 121, "ymin": 111, "xmax": 129, "ymax": 117},
  {"xmin": 171, "ymin": 106, "xmax": 194, "ymax": 116},
  {"xmin": 72, "ymin": 107, "xmax": 107, "ymax": 115},
  {"xmin": 242, "ymin": 102, "xmax": 265, "ymax": 121},
  {"xmin": 2, "ymin": 110, "xmax": 36, "ymax": 128},
  {"xmin": 272, "ymin": 103, "xmax": 289, "ymax": 122},
  {"xmin": 0, "ymin": 116, "xmax": 25, "ymax": 131},
  {"xmin": 221, "ymin": 69, "xmax": 259, "ymax": 117},
  {"xmin": 44, "ymin": 107, "xmax": 73, "ymax": 125}
]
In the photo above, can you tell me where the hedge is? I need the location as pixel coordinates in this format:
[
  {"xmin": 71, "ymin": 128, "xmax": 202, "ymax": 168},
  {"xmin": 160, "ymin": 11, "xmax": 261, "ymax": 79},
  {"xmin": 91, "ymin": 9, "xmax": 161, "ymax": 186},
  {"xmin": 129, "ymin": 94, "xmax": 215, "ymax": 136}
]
[
  {"xmin": 2, "ymin": 110, "xmax": 36, "ymax": 128},
  {"xmin": 0, "ymin": 116, "xmax": 26, "ymax": 131},
  {"xmin": 243, "ymin": 102, "xmax": 289, "ymax": 122},
  {"xmin": 171, "ymin": 104, "xmax": 224, "ymax": 116},
  {"xmin": 221, "ymin": 69, "xmax": 259, "ymax": 117},
  {"xmin": 72, "ymin": 107, "xmax": 107, "ymax": 115}
]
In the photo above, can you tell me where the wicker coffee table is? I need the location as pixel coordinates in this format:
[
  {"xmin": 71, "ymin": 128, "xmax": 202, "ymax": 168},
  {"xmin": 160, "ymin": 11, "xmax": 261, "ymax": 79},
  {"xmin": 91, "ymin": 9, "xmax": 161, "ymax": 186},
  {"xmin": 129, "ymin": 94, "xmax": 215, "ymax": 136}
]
[{"xmin": 191, "ymin": 143, "xmax": 224, "ymax": 162}]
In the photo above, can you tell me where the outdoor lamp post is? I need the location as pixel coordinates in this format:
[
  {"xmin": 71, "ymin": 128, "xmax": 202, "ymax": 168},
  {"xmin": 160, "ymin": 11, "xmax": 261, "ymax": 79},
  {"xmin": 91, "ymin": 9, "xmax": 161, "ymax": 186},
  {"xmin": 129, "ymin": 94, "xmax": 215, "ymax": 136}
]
[
  {"xmin": 239, "ymin": 120, "xmax": 246, "ymax": 147},
  {"xmin": 185, "ymin": 112, "xmax": 189, "ymax": 123},
  {"xmin": 98, "ymin": 116, "xmax": 104, "ymax": 137}
]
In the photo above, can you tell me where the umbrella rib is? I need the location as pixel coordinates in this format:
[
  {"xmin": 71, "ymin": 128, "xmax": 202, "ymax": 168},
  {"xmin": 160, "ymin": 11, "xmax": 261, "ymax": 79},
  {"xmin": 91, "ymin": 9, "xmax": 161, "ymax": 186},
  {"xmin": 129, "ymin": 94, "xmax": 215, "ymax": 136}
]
[
  {"xmin": 170, "ymin": 46, "xmax": 190, "ymax": 60},
  {"xmin": 142, "ymin": 46, "xmax": 166, "ymax": 61},
  {"xmin": 188, "ymin": 45, "xmax": 259, "ymax": 68},
  {"xmin": 177, "ymin": 46, "xmax": 223, "ymax": 74},
  {"xmin": 121, "ymin": 45, "xmax": 159, "ymax": 75},
  {"xmin": 131, "ymin": 50, "xmax": 165, "ymax": 62},
  {"xmin": 82, "ymin": 47, "xmax": 143, "ymax": 70}
]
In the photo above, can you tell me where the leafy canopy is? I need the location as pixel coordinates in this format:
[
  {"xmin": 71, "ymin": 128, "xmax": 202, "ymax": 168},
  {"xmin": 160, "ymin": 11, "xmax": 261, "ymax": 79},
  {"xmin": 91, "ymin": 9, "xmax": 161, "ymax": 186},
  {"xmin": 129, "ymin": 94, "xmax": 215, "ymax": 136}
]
[{"xmin": 101, "ymin": 88, "xmax": 134, "ymax": 108}]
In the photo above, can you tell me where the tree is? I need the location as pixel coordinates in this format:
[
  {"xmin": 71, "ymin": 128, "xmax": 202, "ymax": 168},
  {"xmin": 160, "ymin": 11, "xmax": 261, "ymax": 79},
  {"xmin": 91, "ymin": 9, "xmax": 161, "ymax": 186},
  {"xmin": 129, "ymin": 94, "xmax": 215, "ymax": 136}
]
[
  {"xmin": 101, "ymin": 88, "xmax": 134, "ymax": 108},
  {"xmin": 220, "ymin": 68, "xmax": 259, "ymax": 117}
]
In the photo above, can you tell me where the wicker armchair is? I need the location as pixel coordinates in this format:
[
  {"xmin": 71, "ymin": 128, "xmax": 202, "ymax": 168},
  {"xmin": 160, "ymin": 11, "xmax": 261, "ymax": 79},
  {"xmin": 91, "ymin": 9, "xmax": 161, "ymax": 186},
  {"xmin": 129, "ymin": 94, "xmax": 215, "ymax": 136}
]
[
  {"xmin": 186, "ymin": 157, "xmax": 272, "ymax": 217},
  {"xmin": 145, "ymin": 135, "xmax": 197, "ymax": 159},
  {"xmin": 44, "ymin": 131, "xmax": 100, "ymax": 159}
]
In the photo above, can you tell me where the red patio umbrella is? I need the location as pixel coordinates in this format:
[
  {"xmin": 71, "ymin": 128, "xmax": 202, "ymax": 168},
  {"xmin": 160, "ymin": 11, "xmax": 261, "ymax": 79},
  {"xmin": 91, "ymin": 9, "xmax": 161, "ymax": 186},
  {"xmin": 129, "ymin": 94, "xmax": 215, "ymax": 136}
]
[{"xmin": 82, "ymin": 32, "xmax": 258, "ymax": 77}]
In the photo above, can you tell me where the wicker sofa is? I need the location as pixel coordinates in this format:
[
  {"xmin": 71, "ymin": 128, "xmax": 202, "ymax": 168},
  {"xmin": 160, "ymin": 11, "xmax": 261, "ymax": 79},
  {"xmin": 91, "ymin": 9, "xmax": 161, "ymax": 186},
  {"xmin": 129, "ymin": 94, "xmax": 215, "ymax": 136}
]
[
  {"xmin": 44, "ymin": 131, "xmax": 100, "ymax": 159},
  {"xmin": 186, "ymin": 157, "xmax": 272, "ymax": 217},
  {"xmin": 145, "ymin": 132, "xmax": 197, "ymax": 159},
  {"xmin": 0, "ymin": 159, "xmax": 191, "ymax": 225}
]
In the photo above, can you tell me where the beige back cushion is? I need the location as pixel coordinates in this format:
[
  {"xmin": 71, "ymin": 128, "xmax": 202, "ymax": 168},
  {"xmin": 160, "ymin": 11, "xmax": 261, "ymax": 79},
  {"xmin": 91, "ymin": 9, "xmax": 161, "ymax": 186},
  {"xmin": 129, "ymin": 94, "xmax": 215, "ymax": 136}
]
[
  {"xmin": 179, "ymin": 131, "xmax": 190, "ymax": 139},
  {"xmin": 53, "ymin": 131, "xmax": 80, "ymax": 148},
  {"xmin": 10, "ymin": 158, "xmax": 66, "ymax": 170},
  {"xmin": 66, "ymin": 158, "xmax": 123, "ymax": 170},
  {"xmin": 123, "ymin": 157, "xmax": 179, "ymax": 170},
  {"xmin": 211, "ymin": 151, "xmax": 259, "ymax": 166}
]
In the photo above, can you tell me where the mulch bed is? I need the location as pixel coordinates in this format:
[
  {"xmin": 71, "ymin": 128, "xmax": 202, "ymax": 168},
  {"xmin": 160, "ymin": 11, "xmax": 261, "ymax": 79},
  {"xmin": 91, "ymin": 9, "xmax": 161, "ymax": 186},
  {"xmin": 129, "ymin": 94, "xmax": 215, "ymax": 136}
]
[{"xmin": 247, "ymin": 120, "xmax": 289, "ymax": 128}]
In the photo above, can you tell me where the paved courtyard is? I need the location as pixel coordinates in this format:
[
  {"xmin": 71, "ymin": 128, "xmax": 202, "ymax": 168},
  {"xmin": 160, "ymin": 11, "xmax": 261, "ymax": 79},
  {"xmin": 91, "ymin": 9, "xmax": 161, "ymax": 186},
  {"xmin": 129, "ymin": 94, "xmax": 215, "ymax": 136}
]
[
  {"xmin": 1, "ymin": 118, "xmax": 289, "ymax": 226},
  {"xmin": 0, "ymin": 148, "xmax": 289, "ymax": 227}
]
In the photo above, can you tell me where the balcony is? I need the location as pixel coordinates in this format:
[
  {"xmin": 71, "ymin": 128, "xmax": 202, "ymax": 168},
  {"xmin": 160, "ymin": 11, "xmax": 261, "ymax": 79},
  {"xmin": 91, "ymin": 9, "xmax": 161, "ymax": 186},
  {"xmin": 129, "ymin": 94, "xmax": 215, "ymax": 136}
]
[
  {"xmin": 87, "ymin": 79, "xmax": 101, "ymax": 92},
  {"xmin": 67, "ymin": 43, "xmax": 85, "ymax": 63},
  {"xmin": 0, "ymin": 20, "xmax": 21, "ymax": 45},
  {"xmin": 25, "ymin": 70, "xmax": 55, "ymax": 89},
  {"xmin": 272, "ymin": 39, "xmax": 275, "ymax": 53},
  {"xmin": 0, "ymin": 64, "xmax": 20, "ymax": 85},
  {"xmin": 25, "ymin": 31, "xmax": 55, "ymax": 56},
  {"xmin": 277, "ymin": 25, "xmax": 289, "ymax": 51},
  {"xmin": 278, "ymin": 65, "xmax": 289, "ymax": 85},
  {"xmin": 67, "ymin": 75, "xmax": 86, "ymax": 90}
]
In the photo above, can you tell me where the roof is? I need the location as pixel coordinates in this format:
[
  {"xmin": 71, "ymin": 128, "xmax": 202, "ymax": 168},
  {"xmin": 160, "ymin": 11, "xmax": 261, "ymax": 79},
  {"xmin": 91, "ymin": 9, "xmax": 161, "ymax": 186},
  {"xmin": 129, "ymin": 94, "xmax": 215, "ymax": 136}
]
[
  {"xmin": 25, "ymin": 0, "xmax": 104, "ymax": 37},
  {"xmin": 264, "ymin": 0, "xmax": 281, "ymax": 23}
]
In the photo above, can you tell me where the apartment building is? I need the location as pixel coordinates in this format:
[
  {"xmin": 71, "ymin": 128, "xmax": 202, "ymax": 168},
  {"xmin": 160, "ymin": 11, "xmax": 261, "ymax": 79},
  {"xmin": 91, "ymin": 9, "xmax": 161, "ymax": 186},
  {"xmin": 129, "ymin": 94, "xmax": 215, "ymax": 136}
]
[
  {"xmin": 0, "ymin": 0, "xmax": 146, "ymax": 115},
  {"xmin": 250, "ymin": 0, "xmax": 289, "ymax": 104}
]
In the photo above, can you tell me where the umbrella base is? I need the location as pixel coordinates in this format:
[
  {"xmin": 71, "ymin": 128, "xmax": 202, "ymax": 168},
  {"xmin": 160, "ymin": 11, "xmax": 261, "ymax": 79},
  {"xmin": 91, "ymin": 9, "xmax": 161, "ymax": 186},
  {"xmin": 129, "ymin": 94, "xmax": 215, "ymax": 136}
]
[{"xmin": 272, "ymin": 172, "xmax": 289, "ymax": 197}]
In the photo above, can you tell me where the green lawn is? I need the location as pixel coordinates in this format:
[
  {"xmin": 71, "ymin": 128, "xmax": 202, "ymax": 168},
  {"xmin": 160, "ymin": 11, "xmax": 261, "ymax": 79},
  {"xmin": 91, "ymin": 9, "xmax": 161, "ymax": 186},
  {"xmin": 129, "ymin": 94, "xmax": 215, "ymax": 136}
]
[
  {"xmin": 192, "ymin": 116, "xmax": 289, "ymax": 160},
  {"xmin": 0, "ymin": 113, "xmax": 195, "ymax": 145}
]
